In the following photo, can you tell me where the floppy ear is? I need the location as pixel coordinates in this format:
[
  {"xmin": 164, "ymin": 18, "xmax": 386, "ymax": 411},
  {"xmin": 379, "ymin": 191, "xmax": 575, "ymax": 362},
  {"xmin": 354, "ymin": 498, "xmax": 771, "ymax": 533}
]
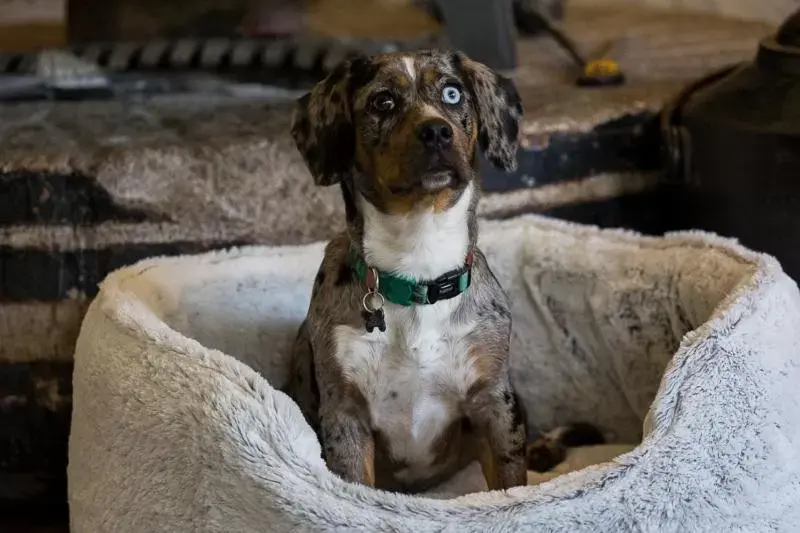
[
  {"xmin": 455, "ymin": 53, "xmax": 523, "ymax": 172},
  {"xmin": 291, "ymin": 61, "xmax": 357, "ymax": 186}
]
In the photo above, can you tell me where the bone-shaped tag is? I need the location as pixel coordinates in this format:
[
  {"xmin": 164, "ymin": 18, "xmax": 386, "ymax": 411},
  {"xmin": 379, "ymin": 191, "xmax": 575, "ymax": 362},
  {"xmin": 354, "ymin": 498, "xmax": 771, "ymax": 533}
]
[{"xmin": 363, "ymin": 308, "xmax": 386, "ymax": 333}]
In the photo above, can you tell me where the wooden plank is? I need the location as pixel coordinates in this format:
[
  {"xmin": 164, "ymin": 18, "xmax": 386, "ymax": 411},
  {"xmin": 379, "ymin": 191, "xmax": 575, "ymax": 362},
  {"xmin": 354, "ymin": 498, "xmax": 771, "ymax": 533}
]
[
  {"xmin": 200, "ymin": 38, "xmax": 232, "ymax": 69},
  {"xmin": 230, "ymin": 39, "xmax": 258, "ymax": 68},
  {"xmin": 0, "ymin": 24, "xmax": 66, "ymax": 53},
  {"xmin": 138, "ymin": 40, "xmax": 170, "ymax": 68},
  {"xmin": 0, "ymin": 0, "xmax": 65, "ymax": 52}
]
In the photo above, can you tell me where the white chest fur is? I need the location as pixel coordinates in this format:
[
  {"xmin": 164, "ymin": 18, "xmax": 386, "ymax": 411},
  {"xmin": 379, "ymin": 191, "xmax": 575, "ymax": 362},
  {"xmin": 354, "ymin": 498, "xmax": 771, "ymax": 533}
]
[
  {"xmin": 334, "ymin": 185, "xmax": 477, "ymax": 473},
  {"xmin": 360, "ymin": 185, "xmax": 473, "ymax": 279},
  {"xmin": 333, "ymin": 302, "xmax": 477, "ymax": 471}
]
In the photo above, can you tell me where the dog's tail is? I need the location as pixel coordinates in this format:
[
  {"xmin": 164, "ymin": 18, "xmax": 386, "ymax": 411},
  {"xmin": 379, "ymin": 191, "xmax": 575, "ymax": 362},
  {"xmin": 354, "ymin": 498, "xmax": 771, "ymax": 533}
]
[{"xmin": 526, "ymin": 422, "xmax": 605, "ymax": 473}]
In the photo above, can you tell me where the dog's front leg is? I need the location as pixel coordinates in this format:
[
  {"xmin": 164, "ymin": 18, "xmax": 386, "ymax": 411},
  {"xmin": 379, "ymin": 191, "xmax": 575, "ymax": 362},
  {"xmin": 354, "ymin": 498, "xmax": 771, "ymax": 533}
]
[
  {"xmin": 467, "ymin": 380, "xmax": 528, "ymax": 490},
  {"xmin": 319, "ymin": 399, "xmax": 376, "ymax": 487}
]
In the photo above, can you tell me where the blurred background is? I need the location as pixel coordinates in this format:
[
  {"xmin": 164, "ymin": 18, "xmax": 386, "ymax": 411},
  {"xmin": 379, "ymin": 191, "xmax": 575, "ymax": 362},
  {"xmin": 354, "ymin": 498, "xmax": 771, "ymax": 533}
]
[{"xmin": 0, "ymin": 0, "xmax": 794, "ymax": 50}]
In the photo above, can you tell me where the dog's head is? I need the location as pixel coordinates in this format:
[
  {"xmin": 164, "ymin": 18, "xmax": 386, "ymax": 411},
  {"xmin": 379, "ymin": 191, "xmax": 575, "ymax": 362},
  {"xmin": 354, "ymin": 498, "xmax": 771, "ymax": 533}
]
[{"xmin": 291, "ymin": 50, "xmax": 522, "ymax": 213}]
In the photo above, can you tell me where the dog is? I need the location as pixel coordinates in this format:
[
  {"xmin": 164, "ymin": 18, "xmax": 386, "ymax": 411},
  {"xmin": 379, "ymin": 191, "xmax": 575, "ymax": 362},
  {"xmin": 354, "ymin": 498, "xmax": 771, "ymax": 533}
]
[{"xmin": 287, "ymin": 49, "xmax": 588, "ymax": 493}]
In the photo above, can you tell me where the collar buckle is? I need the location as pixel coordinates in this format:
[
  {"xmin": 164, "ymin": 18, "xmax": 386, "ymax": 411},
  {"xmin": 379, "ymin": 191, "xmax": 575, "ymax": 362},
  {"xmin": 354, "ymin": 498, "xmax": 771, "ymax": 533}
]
[{"xmin": 424, "ymin": 267, "xmax": 470, "ymax": 304}]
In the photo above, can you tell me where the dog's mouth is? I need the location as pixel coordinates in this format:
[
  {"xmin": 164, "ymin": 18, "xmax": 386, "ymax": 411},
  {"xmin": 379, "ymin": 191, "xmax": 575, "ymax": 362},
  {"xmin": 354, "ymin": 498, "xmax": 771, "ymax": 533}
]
[
  {"xmin": 420, "ymin": 169, "xmax": 456, "ymax": 191},
  {"xmin": 384, "ymin": 154, "xmax": 467, "ymax": 195},
  {"xmin": 418, "ymin": 152, "xmax": 463, "ymax": 192}
]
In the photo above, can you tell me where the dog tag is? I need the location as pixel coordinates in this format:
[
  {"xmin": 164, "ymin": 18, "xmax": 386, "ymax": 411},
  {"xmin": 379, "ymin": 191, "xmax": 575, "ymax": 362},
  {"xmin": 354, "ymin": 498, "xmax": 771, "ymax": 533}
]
[
  {"xmin": 362, "ymin": 267, "xmax": 386, "ymax": 333},
  {"xmin": 363, "ymin": 308, "xmax": 386, "ymax": 333}
]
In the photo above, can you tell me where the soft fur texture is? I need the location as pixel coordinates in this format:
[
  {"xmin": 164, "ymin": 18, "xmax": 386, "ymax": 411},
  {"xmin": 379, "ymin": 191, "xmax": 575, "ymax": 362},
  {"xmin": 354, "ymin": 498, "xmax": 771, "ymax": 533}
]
[{"xmin": 69, "ymin": 215, "xmax": 800, "ymax": 532}]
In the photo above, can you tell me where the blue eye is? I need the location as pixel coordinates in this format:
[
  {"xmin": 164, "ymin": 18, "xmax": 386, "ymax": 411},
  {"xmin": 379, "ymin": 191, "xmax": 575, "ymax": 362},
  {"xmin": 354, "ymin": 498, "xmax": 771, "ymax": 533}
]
[{"xmin": 442, "ymin": 85, "xmax": 462, "ymax": 105}]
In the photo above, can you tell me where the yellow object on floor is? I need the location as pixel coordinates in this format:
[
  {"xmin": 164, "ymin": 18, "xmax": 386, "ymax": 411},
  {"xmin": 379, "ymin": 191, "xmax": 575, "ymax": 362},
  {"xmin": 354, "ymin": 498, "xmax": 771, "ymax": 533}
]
[{"xmin": 577, "ymin": 58, "xmax": 626, "ymax": 86}]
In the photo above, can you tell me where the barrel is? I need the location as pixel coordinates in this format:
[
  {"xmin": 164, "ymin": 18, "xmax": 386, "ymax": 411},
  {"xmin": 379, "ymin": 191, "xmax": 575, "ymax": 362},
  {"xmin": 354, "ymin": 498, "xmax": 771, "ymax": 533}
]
[{"xmin": 663, "ymin": 8, "xmax": 800, "ymax": 282}]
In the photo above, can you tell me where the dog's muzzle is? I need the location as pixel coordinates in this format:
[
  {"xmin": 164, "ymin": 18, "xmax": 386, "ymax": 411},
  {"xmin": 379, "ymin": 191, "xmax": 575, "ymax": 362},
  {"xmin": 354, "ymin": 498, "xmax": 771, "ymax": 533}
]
[{"xmin": 415, "ymin": 119, "xmax": 460, "ymax": 191}]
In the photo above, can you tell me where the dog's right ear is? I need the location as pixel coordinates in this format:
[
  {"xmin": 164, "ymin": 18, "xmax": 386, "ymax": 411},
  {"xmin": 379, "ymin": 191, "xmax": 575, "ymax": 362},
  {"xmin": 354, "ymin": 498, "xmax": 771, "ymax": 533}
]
[{"xmin": 291, "ymin": 61, "xmax": 357, "ymax": 186}]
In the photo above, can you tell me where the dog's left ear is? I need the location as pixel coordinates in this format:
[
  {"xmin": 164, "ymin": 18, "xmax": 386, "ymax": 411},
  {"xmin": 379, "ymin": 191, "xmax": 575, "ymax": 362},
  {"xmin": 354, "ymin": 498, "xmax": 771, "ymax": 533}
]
[{"xmin": 454, "ymin": 53, "xmax": 523, "ymax": 172}]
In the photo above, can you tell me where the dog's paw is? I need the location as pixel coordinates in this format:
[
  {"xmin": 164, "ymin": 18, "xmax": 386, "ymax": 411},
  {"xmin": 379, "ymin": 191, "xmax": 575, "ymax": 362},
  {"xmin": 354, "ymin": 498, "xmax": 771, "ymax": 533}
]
[{"xmin": 526, "ymin": 422, "xmax": 605, "ymax": 473}]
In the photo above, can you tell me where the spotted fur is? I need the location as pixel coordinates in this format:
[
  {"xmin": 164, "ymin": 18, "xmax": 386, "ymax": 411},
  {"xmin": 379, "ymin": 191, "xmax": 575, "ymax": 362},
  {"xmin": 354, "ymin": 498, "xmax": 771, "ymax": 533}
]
[
  {"xmin": 287, "ymin": 51, "xmax": 527, "ymax": 493},
  {"xmin": 290, "ymin": 50, "xmax": 522, "ymax": 205}
]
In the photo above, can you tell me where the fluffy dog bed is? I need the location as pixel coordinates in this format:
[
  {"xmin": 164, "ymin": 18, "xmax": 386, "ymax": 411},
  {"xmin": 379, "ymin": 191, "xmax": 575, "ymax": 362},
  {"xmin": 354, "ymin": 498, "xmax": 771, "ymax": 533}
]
[{"xmin": 68, "ymin": 215, "xmax": 800, "ymax": 532}]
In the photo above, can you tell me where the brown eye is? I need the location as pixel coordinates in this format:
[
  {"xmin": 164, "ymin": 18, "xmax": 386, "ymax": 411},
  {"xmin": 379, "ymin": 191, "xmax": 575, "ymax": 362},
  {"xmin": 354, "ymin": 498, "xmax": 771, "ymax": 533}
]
[{"xmin": 370, "ymin": 92, "xmax": 396, "ymax": 113}]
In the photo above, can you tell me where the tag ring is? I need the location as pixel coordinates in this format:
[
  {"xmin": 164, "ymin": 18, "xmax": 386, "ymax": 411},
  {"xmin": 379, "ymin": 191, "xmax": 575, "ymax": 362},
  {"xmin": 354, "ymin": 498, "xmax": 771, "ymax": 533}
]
[
  {"xmin": 362, "ymin": 291, "xmax": 385, "ymax": 313},
  {"xmin": 363, "ymin": 267, "xmax": 384, "ymax": 313}
]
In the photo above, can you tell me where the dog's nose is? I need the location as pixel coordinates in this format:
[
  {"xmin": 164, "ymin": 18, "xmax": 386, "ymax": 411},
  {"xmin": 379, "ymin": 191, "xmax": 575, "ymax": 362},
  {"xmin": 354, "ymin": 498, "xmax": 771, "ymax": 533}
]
[{"xmin": 417, "ymin": 120, "xmax": 453, "ymax": 150}]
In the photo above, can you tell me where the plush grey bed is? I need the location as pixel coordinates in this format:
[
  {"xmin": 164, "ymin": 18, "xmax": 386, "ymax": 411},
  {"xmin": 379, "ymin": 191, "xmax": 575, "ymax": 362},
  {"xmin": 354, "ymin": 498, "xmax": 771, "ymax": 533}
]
[{"xmin": 68, "ymin": 215, "xmax": 800, "ymax": 532}]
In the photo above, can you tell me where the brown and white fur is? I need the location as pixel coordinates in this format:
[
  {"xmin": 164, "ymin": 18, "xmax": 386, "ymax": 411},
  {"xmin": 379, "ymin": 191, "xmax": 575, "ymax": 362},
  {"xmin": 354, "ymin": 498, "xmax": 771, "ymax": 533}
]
[{"xmin": 288, "ymin": 50, "xmax": 551, "ymax": 493}]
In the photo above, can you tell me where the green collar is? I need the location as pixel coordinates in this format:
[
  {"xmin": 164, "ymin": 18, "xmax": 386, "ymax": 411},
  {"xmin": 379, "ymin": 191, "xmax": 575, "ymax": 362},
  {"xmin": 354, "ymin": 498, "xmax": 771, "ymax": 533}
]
[{"xmin": 349, "ymin": 247, "xmax": 474, "ymax": 306}]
